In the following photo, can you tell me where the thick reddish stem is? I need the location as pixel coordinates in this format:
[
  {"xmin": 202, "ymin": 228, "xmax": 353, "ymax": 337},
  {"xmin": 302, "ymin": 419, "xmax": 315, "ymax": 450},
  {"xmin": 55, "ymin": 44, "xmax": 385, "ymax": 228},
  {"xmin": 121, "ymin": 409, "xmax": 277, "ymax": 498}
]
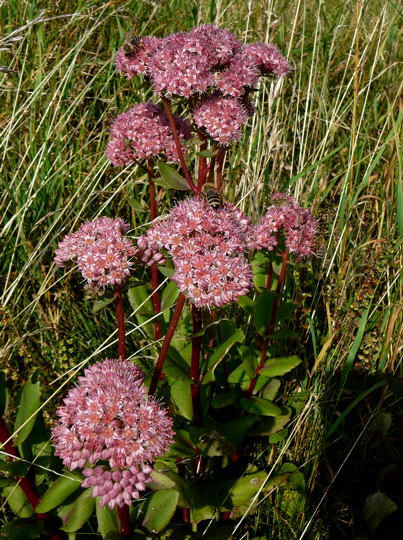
[
  {"xmin": 161, "ymin": 97, "xmax": 197, "ymax": 194},
  {"xmin": 149, "ymin": 293, "xmax": 186, "ymax": 395},
  {"xmin": 247, "ymin": 249, "xmax": 289, "ymax": 395},
  {"xmin": 196, "ymin": 132, "xmax": 209, "ymax": 190},
  {"xmin": 114, "ymin": 284, "xmax": 126, "ymax": 360},
  {"xmin": 117, "ymin": 505, "xmax": 131, "ymax": 537},
  {"xmin": 148, "ymin": 175, "xmax": 162, "ymax": 340},
  {"xmin": 190, "ymin": 305, "xmax": 203, "ymax": 426},
  {"xmin": 215, "ymin": 148, "xmax": 226, "ymax": 190}
]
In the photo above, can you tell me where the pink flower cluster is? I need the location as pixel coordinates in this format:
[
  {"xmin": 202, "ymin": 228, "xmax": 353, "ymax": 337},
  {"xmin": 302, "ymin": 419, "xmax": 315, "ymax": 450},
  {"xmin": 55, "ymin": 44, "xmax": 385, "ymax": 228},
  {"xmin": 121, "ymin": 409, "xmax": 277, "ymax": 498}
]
[
  {"xmin": 137, "ymin": 197, "xmax": 252, "ymax": 307},
  {"xmin": 52, "ymin": 359, "xmax": 174, "ymax": 508},
  {"xmin": 116, "ymin": 25, "xmax": 289, "ymax": 99},
  {"xmin": 192, "ymin": 96, "xmax": 250, "ymax": 144},
  {"xmin": 249, "ymin": 193, "xmax": 318, "ymax": 257},
  {"xmin": 106, "ymin": 103, "xmax": 191, "ymax": 165},
  {"xmin": 114, "ymin": 25, "xmax": 289, "ymax": 146},
  {"xmin": 54, "ymin": 217, "xmax": 136, "ymax": 287}
]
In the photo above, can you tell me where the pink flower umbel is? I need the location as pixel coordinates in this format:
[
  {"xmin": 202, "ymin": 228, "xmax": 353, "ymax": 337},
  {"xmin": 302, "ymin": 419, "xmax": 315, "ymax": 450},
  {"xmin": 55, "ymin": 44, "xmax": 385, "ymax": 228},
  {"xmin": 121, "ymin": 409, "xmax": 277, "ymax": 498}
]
[
  {"xmin": 52, "ymin": 359, "xmax": 174, "ymax": 508},
  {"xmin": 192, "ymin": 96, "xmax": 249, "ymax": 145},
  {"xmin": 138, "ymin": 197, "xmax": 252, "ymax": 307},
  {"xmin": 249, "ymin": 193, "xmax": 318, "ymax": 257},
  {"xmin": 115, "ymin": 36, "xmax": 163, "ymax": 79},
  {"xmin": 106, "ymin": 103, "xmax": 191, "ymax": 165},
  {"xmin": 114, "ymin": 25, "xmax": 289, "ymax": 100},
  {"xmin": 54, "ymin": 217, "xmax": 136, "ymax": 287},
  {"xmin": 242, "ymin": 43, "xmax": 291, "ymax": 77}
]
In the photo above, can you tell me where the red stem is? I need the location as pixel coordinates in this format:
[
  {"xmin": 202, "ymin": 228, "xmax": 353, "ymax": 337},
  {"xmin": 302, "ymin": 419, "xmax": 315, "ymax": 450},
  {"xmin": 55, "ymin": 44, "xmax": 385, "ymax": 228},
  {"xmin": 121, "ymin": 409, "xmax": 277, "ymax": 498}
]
[
  {"xmin": 196, "ymin": 131, "xmax": 209, "ymax": 190},
  {"xmin": 117, "ymin": 505, "xmax": 131, "ymax": 537},
  {"xmin": 148, "ymin": 174, "xmax": 162, "ymax": 341},
  {"xmin": 190, "ymin": 305, "xmax": 203, "ymax": 426},
  {"xmin": 247, "ymin": 249, "xmax": 289, "ymax": 395},
  {"xmin": 215, "ymin": 148, "xmax": 226, "ymax": 190},
  {"xmin": 114, "ymin": 284, "xmax": 126, "ymax": 360},
  {"xmin": 0, "ymin": 419, "xmax": 63, "ymax": 539},
  {"xmin": 149, "ymin": 293, "xmax": 186, "ymax": 395},
  {"xmin": 161, "ymin": 97, "xmax": 197, "ymax": 194}
]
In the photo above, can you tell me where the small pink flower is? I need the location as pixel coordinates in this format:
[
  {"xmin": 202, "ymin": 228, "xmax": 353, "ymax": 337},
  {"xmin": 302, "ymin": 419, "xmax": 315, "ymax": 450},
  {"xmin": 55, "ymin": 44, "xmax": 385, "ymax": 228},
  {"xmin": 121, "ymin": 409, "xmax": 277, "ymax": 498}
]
[
  {"xmin": 249, "ymin": 193, "xmax": 317, "ymax": 257},
  {"xmin": 54, "ymin": 217, "xmax": 136, "ymax": 287},
  {"xmin": 138, "ymin": 197, "xmax": 252, "ymax": 307},
  {"xmin": 216, "ymin": 50, "xmax": 260, "ymax": 97},
  {"xmin": 192, "ymin": 96, "xmax": 249, "ymax": 145},
  {"xmin": 52, "ymin": 359, "xmax": 174, "ymax": 508},
  {"xmin": 106, "ymin": 102, "xmax": 191, "ymax": 165},
  {"xmin": 115, "ymin": 37, "xmax": 163, "ymax": 79},
  {"xmin": 242, "ymin": 42, "xmax": 290, "ymax": 77}
]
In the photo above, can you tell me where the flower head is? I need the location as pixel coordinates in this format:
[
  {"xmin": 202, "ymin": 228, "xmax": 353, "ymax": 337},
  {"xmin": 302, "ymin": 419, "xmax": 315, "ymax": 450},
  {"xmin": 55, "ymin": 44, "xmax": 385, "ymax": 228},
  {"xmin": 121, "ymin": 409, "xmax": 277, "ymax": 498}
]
[
  {"xmin": 115, "ymin": 25, "xmax": 289, "ymax": 100},
  {"xmin": 138, "ymin": 197, "xmax": 252, "ymax": 307},
  {"xmin": 192, "ymin": 96, "xmax": 249, "ymax": 145},
  {"xmin": 216, "ymin": 51, "xmax": 260, "ymax": 97},
  {"xmin": 52, "ymin": 359, "xmax": 174, "ymax": 508},
  {"xmin": 249, "ymin": 193, "xmax": 318, "ymax": 257},
  {"xmin": 54, "ymin": 217, "xmax": 136, "ymax": 287},
  {"xmin": 242, "ymin": 43, "xmax": 290, "ymax": 77},
  {"xmin": 106, "ymin": 102, "xmax": 191, "ymax": 165},
  {"xmin": 115, "ymin": 37, "xmax": 163, "ymax": 79}
]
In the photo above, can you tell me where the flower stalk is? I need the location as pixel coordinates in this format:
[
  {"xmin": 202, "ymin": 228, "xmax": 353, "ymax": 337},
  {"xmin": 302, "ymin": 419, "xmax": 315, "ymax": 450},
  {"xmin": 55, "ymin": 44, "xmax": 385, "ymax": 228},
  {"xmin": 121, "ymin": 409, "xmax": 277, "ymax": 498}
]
[
  {"xmin": 149, "ymin": 293, "xmax": 186, "ymax": 395},
  {"xmin": 114, "ymin": 284, "xmax": 126, "ymax": 360},
  {"xmin": 161, "ymin": 97, "xmax": 197, "ymax": 194},
  {"xmin": 148, "ymin": 172, "xmax": 162, "ymax": 341}
]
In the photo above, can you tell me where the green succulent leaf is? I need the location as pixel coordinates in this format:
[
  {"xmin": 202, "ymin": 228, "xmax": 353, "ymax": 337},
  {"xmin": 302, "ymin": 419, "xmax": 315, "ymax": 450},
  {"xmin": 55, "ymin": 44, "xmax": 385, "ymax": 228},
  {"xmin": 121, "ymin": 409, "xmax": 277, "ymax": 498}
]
[
  {"xmin": 253, "ymin": 290, "xmax": 275, "ymax": 334},
  {"xmin": 260, "ymin": 356, "xmax": 302, "ymax": 377},
  {"xmin": 203, "ymin": 329, "xmax": 244, "ymax": 383},
  {"xmin": 13, "ymin": 375, "xmax": 41, "ymax": 446},
  {"xmin": 240, "ymin": 397, "xmax": 282, "ymax": 416},
  {"xmin": 249, "ymin": 407, "xmax": 292, "ymax": 436},
  {"xmin": 61, "ymin": 488, "xmax": 95, "ymax": 533},
  {"xmin": 36, "ymin": 472, "xmax": 82, "ymax": 513},
  {"xmin": 142, "ymin": 489, "xmax": 179, "ymax": 534},
  {"xmin": 157, "ymin": 162, "xmax": 190, "ymax": 190},
  {"xmin": 2, "ymin": 483, "xmax": 34, "ymax": 518},
  {"xmin": 171, "ymin": 379, "xmax": 193, "ymax": 420},
  {"xmin": 96, "ymin": 500, "xmax": 119, "ymax": 538}
]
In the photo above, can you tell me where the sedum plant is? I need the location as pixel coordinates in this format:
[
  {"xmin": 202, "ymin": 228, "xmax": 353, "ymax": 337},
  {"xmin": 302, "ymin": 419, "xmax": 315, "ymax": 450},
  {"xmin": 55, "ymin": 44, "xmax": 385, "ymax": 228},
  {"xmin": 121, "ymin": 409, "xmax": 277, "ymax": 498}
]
[{"xmin": 0, "ymin": 24, "xmax": 318, "ymax": 539}]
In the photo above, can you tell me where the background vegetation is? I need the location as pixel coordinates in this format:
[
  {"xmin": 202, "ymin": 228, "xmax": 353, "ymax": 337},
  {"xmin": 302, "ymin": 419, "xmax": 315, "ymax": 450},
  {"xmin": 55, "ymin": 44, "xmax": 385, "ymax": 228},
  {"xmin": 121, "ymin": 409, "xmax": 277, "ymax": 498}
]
[{"xmin": 1, "ymin": 0, "xmax": 401, "ymax": 537}]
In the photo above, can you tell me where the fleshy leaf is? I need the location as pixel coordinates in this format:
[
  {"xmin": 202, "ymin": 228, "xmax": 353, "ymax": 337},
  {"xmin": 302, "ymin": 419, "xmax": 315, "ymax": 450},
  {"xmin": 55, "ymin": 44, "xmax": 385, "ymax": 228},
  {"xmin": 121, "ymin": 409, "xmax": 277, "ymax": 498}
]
[
  {"xmin": 203, "ymin": 329, "xmax": 244, "ymax": 383},
  {"xmin": 142, "ymin": 489, "xmax": 179, "ymax": 533},
  {"xmin": 96, "ymin": 500, "xmax": 119, "ymax": 538},
  {"xmin": 13, "ymin": 375, "xmax": 41, "ymax": 446},
  {"xmin": 240, "ymin": 397, "xmax": 282, "ymax": 416},
  {"xmin": 61, "ymin": 488, "xmax": 95, "ymax": 533},
  {"xmin": 36, "ymin": 472, "xmax": 83, "ymax": 513},
  {"xmin": 171, "ymin": 380, "xmax": 193, "ymax": 420},
  {"xmin": 157, "ymin": 161, "xmax": 190, "ymax": 190},
  {"xmin": 260, "ymin": 356, "xmax": 302, "ymax": 377}
]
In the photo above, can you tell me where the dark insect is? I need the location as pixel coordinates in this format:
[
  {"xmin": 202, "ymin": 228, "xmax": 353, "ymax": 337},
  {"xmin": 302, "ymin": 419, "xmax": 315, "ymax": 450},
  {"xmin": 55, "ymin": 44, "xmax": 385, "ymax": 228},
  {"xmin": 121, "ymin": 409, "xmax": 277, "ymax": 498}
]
[
  {"xmin": 202, "ymin": 183, "xmax": 223, "ymax": 209},
  {"xmin": 123, "ymin": 34, "xmax": 142, "ymax": 57}
]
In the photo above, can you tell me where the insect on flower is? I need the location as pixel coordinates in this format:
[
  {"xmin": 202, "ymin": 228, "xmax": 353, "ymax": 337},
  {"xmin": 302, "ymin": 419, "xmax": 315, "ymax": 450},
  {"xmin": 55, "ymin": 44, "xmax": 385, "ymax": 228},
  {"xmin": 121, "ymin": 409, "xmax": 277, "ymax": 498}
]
[
  {"xmin": 123, "ymin": 34, "xmax": 143, "ymax": 57},
  {"xmin": 202, "ymin": 183, "xmax": 223, "ymax": 209}
]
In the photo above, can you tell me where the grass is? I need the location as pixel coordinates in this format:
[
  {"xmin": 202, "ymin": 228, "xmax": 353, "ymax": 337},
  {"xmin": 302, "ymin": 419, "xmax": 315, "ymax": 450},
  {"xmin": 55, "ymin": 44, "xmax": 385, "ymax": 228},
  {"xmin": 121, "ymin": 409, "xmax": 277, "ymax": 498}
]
[{"xmin": 0, "ymin": 0, "xmax": 401, "ymax": 537}]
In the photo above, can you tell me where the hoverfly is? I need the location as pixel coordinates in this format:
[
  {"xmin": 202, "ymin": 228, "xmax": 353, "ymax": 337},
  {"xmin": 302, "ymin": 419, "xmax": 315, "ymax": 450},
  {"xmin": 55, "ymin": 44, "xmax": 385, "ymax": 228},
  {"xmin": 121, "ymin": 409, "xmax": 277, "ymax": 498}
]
[
  {"xmin": 201, "ymin": 183, "xmax": 223, "ymax": 209},
  {"xmin": 123, "ymin": 34, "xmax": 143, "ymax": 57}
]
